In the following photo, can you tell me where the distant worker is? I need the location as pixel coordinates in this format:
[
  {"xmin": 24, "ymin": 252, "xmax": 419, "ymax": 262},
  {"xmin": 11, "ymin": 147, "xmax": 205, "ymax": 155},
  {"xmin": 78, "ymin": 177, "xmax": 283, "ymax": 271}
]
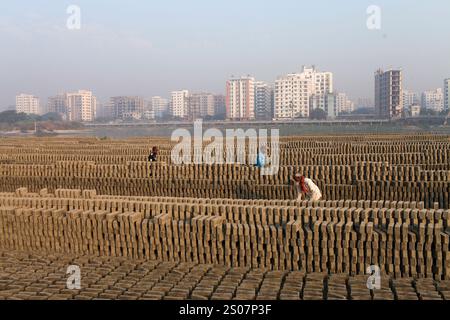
[
  {"xmin": 291, "ymin": 173, "xmax": 322, "ymax": 201},
  {"xmin": 148, "ymin": 146, "xmax": 158, "ymax": 162},
  {"xmin": 254, "ymin": 145, "xmax": 266, "ymax": 168}
]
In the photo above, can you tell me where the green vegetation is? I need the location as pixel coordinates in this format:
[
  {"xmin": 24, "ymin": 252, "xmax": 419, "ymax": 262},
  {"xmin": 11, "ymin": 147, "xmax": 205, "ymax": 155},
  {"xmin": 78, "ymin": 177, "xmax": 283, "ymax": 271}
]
[
  {"xmin": 351, "ymin": 107, "xmax": 375, "ymax": 115},
  {"xmin": 0, "ymin": 111, "xmax": 84, "ymax": 132},
  {"xmin": 419, "ymin": 108, "xmax": 450, "ymax": 116},
  {"xmin": 309, "ymin": 108, "xmax": 328, "ymax": 120}
]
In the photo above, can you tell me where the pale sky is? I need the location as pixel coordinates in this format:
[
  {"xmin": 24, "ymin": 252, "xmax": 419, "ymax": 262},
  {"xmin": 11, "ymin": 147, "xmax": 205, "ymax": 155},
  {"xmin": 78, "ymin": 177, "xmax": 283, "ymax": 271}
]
[{"xmin": 1, "ymin": 0, "xmax": 449, "ymax": 109}]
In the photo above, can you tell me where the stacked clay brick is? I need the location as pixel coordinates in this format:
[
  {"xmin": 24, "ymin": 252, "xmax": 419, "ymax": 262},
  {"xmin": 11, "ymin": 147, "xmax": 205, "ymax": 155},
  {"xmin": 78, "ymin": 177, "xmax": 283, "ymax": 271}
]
[
  {"xmin": 1, "ymin": 134, "xmax": 449, "ymax": 299},
  {"xmin": 0, "ymin": 134, "xmax": 449, "ymax": 208},
  {"xmin": 1, "ymin": 251, "xmax": 449, "ymax": 300},
  {"xmin": 0, "ymin": 188, "xmax": 448, "ymax": 280}
]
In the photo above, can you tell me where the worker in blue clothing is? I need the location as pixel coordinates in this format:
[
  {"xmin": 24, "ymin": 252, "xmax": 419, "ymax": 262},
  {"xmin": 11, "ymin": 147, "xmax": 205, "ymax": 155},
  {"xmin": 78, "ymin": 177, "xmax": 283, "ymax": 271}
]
[{"xmin": 255, "ymin": 145, "xmax": 266, "ymax": 168}]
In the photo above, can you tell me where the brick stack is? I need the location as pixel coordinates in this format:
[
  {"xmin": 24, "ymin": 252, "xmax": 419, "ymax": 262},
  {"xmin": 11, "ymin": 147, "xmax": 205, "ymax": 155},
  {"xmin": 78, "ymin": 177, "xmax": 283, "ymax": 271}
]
[
  {"xmin": 0, "ymin": 188, "xmax": 449, "ymax": 280},
  {"xmin": 0, "ymin": 135, "xmax": 449, "ymax": 208},
  {"xmin": 0, "ymin": 134, "xmax": 449, "ymax": 300},
  {"xmin": 1, "ymin": 250, "xmax": 449, "ymax": 300}
]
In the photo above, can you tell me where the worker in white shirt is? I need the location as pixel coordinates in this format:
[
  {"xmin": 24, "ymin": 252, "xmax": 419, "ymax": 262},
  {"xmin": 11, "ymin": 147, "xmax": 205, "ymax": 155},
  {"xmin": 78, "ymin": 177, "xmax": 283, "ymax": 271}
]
[{"xmin": 291, "ymin": 173, "xmax": 322, "ymax": 201}]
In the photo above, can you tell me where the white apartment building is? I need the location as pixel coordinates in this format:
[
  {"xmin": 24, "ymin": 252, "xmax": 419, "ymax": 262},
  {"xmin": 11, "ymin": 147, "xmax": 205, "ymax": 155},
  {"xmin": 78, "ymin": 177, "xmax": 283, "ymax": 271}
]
[
  {"xmin": 274, "ymin": 74, "xmax": 310, "ymax": 119},
  {"xmin": 151, "ymin": 96, "xmax": 169, "ymax": 118},
  {"xmin": 310, "ymin": 93, "xmax": 337, "ymax": 118},
  {"xmin": 335, "ymin": 92, "xmax": 355, "ymax": 114},
  {"xmin": 16, "ymin": 94, "xmax": 40, "ymax": 115},
  {"xmin": 67, "ymin": 90, "xmax": 97, "ymax": 122},
  {"xmin": 143, "ymin": 109, "xmax": 155, "ymax": 120},
  {"xmin": 254, "ymin": 81, "xmax": 273, "ymax": 120},
  {"xmin": 170, "ymin": 90, "xmax": 189, "ymax": 119},
  {"xmin": 274, "ymin": 66, "xmax": 333, "ymax": 119},
  {"xmin": 443, "ymin": 79, "xmax": 449, "ymax": 111},
  {"xmin": 402, "ymin": 90, "xmax": 419, "ymax": 110},
  {"xmin": 226, "ymin": 77, "xmax": 255, "ymax": 119},
  {"xmin": 421, "ymin": 88, "xmax": 444, "ymax": 112}
]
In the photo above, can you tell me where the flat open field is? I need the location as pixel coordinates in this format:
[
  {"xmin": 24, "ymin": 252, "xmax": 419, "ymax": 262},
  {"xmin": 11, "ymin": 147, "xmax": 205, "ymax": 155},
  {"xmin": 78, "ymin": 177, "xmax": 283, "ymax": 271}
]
[{"xmin": 0, "ymin": 133, "xmax": 449, "ymax": 300}]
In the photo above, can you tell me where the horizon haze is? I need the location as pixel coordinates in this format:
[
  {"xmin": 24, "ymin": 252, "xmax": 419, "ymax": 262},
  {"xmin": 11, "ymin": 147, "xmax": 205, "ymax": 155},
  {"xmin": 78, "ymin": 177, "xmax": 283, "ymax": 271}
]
[{"xmin": 1, "ymin": 0, "xmax": 449, "ymax": 109}]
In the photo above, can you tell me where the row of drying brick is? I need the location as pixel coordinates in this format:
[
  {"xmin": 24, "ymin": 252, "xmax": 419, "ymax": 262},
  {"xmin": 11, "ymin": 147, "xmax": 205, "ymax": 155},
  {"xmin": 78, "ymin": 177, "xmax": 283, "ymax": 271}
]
[
  {"xmin": 3, "ymin": 151, "xmax": 450, "ymax": 167},
  {"xmin": 1, "ymin": 177, "xmax": 448, "ymax": 208},
  {"xmin": 3, "ymin": 186, "xmax": 433, "ymax": 208},
  {"xmin": 1, "ymin": 135, "xmax": 448, "ymax": 151},
  {"xmin": 1, "ymin": 189, "xmax": 447, "ymax": 226},
  {"xmin": 0, "ymin": 202, "xmax": 448, "ymax": 278},
  {"xmin": 0, "ymin": 251, "xmax": 448, "ymax": 300},
  {"xmin": 1, "ymin": 162, "xmax": 448, "ymax": 183}
]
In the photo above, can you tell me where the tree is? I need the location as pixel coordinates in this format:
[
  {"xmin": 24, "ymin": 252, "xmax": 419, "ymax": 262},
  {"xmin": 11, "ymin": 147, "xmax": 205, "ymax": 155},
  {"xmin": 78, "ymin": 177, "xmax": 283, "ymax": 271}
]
[
  {"xmin": 352, "ymin": 107, "xmax": 375, "ymax": 115},
  {"xmin": 40, "ymin": 112, "xmax": 62, "ymax": 121},
  {"xmin": 0, "ymin": 110, "xmax": 30, "ymax": 123},
  {"xmin": 420, "ymin": 108, "xmax": 437, "ymax": 116},
  {"xmin": 309, "ymin": 108, "xmax": 327, "ymax": 120}
]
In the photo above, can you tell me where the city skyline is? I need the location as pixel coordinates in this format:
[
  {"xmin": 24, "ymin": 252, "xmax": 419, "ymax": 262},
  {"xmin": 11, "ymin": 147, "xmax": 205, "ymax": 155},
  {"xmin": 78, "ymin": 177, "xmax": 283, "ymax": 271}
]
[
  {"xmin": 11, "ymin": 67, "xmax": 450, "ymax": 121},
  {"xmin": 1, "ymin": 0, "xmax": 450, "ymax": 109},
  {"xmin": 5, "ymin": 66, "xmax": 449, "ymax": 114}
]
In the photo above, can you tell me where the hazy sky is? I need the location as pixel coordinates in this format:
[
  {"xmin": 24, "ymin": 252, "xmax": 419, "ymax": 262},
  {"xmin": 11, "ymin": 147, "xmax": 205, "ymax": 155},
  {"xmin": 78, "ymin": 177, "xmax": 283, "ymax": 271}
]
[{"xmin": 1, "ymin": 0, "xmax": 449, "ymax": 109}]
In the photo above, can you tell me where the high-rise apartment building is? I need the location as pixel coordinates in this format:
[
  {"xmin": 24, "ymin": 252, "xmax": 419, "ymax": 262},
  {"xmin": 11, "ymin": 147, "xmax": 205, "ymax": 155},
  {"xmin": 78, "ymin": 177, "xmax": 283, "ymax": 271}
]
[
  {"xmin": 310, "ymin": 93, "xmax": 337, "ymax": 118},
  {"xmin": 188, "ymin": 93, "xmax": 215, "ymax": 119},
  {"xmin": 15, "ymin": 94, "xmax": 40, "ymax": 115},
  {"xmin": 151, "ymin": 96, "xmax": 169, "ymax": 119},
  {"xmin": 421, "ymin": 88, "xmax": 444, "ymax": 112},
  {"xmin": 274, "ymin": 66, "xmax": 333, "ymax": 119},
  {"xmin": 142, "ymin": 99, "xmax": 154, "ymax": 120},
  {"xmin": 47, "ymin": 94, "xmax": 68, "ymax": 117},
  {"xmin": 110, "ymin": 96, "xmax": 145, "ymax": 120},
  {"xmin": 226, "ymin": 77, "xmax": 255, "ymax": 120},
  {"xmin": 67, "ymin": 90, "xmax": 97, "ymax": 122},
  {"xmin": 356, "ymin": 98, "xmax": 373, "ymax": 109},
  {"xmin": 444, "ymin": 79, "xmax": 450, "ymax": 111},
  {"xmin": 402, "ymin": 90, "xmax": 419, "ymax": 110},
  {"xmin": 213, "ymin": 94, "xmax": 226, "ymax": 119},
  {"xmin": 274, "ymin": 73, "xmax": 310, "ymax": 119},
  {"xmin": 95, "ymin": 102, "xmax": 114, "ymax": 120},
  {"xmin": 142, "ymin": 108, "xmax": 155, "ymax": 120},
  {"xmin": 171, "ymin": 90, "xmax": 189, "ymax": 119},
  {"xmin": 374, "ymin": 69, "xmax": 402, "ymax": 118},
  {"xmin": 47, "ymin": 91, "xmax": 97, "ymax": 121},
  {"xmin": 254, "ymin": 81, "xmax": 273, "ymax": 120},
  {"xmin": 335, "ymin": 93, "xmax": 355, "ymax": 114}
]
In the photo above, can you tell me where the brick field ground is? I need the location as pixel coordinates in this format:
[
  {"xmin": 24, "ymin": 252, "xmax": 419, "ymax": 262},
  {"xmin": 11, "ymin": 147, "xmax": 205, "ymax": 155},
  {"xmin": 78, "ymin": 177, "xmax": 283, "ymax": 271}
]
[
  {"xmin": 0, "ymin": 134, "xmax": 449, "ymax": 300},
  {"xmin": 1, "ymin": 251, "xmax": 449, "ymax": 300}
]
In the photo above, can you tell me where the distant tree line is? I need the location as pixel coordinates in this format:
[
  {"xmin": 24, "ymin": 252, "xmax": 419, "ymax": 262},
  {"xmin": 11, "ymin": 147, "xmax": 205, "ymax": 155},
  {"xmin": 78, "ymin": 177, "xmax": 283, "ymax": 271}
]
[
  {"xmin": 0, "ymin": 110, "xmax": 63, "ymax": 123},
  {"xmin": 419, "ymin": 108, "xmax": 449, "ymax": 116},
  {"xmin": 0, "ymin": 111, "xmax": 83, "ymax": 132}
]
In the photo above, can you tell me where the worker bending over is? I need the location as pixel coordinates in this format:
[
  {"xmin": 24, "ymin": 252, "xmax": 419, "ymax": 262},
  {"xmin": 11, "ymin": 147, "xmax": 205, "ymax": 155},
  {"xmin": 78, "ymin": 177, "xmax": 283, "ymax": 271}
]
[{"xmin": 291, "ymin": 173, "xmax": 322, "ymax": 201}]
